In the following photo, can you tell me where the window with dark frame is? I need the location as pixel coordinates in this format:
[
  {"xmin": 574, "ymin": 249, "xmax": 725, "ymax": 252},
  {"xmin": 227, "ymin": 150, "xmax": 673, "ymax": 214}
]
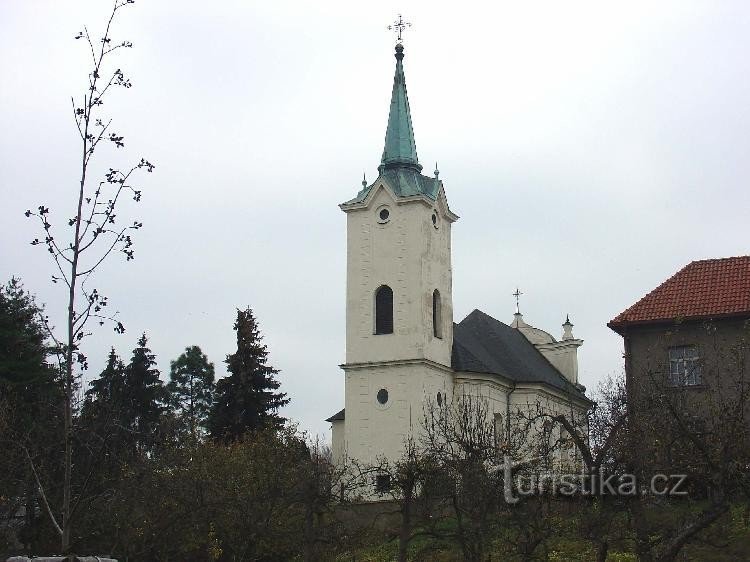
[
  {"xmin": 432, "ymin": 289, "xmax": 442, "ymax": 338},
  {"xmin": 377, "ymin": 388, "xmax": 389, "ymax": 404},
  {"xmin": 374, "ymin": 285, "xmax": 394, "ymax": 334},
  {"xmin": 493, "ymin": 412, "xmax": 504, "ymax": 451},
  {"xmin": 375, "ymin": 473, "xmax": 391, "ymax": 494},
  {"xmin": 668, "ymin": 345, "xmax": 702, "ymax": 386}
]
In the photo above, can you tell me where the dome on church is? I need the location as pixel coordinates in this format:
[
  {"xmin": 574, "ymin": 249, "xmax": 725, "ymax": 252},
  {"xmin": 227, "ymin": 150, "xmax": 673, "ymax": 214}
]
[{"xmin": 510, "ymin": 313, "xmax": 557, "ymax": 345}]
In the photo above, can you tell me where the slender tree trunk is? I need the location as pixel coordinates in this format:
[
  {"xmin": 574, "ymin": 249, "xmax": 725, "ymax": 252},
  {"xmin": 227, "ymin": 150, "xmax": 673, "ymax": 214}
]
[
  {"xmin": 62, "ymin": 84, "xmax": 90, "ymax": 553},
  {"xmin": 398, "ymin": 490, "xmax": 413, "ymax": 562},
  {"xmin": 629, "ymin": 499, "xmax": 653, "ymax": 562},
  {"xmin": 596, "ymin": 539, "xmax": 608, "ymax": 562},
  {"xmin": 303, "ymin": 504, "xmax": 315, "ymax": 562}
]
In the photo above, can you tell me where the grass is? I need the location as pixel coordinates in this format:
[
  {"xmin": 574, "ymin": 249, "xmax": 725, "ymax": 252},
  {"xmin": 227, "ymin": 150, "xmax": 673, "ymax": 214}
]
[{"xmin": 331, "ymin": 501, "xmax": 750, "ymax": 561}]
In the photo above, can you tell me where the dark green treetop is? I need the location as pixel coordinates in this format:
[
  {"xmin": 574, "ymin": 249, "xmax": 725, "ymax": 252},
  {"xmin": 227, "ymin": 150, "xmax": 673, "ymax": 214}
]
[
  {"xmin": 167, "ymin": 345, "xmax": 215, "ymax": 441},
  {"xmin": 209, "ymin": 307, "xmax": 289, "ymax": 442},
  {"xmin": 124, "ymin": 333, "xmax": 168, "ymax": 452}
]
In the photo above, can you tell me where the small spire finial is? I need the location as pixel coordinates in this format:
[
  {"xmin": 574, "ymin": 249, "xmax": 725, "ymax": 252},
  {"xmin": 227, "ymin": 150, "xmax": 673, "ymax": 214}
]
[
  {"xmin": 434, "ymin": 162, "xmax": 439, "ymax": 179},
  {"xmin": 388, "ymin": 14, "xmax": 411, "ymax": 44},
  {"xmin": 513, "ymin": 287, "xmax": 523, "ymax": 315},
  {"xmin": 562, "ymin": 314, "xmax": 575, "ymax": 340},
  {"xmin": 362, "ymin": 172, "xmax": 367, "ymax": 188}
]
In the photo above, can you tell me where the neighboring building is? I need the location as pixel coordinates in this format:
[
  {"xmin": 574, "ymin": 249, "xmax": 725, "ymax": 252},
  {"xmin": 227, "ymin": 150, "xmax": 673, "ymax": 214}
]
[
  {"xmin": 327, "ymin": 42, "xmax": 589, "ymax": 479},
  {"xmin": 608, "ymin": 256, "xmax": 750, "ymax": 472}
]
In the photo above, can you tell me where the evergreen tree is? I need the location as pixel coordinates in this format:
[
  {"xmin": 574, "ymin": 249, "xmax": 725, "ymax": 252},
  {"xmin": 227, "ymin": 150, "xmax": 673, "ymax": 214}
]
[
  {"xmin": 82, "ymin": 335, "xmax": 167, "ymax": 457},
  {"xmin": 209, "ymin": 307, "xmax": 289, "ymax": 442},
  {"xmin": 167, "ymin": 345, "xmax": 215, "ymax": 441},
  {"xmin": 79, "ymin": 348, "xmax": 128, "ymax": 457},
  {"xmin": 124, "ymin": 333, "xmax": 168, "ymax": 453},
  {"xmin": 84, "ymin": 348, "xmax": 127, "ymax": 407},
  {"xmin": 0, "ymin": 278, "xmax": 53, "ymax": 391},
  {"xmin": 0, "ymin": 279, "xmax": 61, "ymax": 552}
]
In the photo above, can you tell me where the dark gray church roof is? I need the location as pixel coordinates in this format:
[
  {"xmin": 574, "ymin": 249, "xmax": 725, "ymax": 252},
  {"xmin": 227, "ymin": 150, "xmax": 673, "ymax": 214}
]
[
  {"xmin": 325, "ymin": 408, "xmax": 345, "ymax": 422},
  {"xmin": 325, "ymin": 310, "xmax": 586, "ymax": 422},
  {"xmin": 452, "ymin": 309, "xmax": 586, "ymax": 399}
]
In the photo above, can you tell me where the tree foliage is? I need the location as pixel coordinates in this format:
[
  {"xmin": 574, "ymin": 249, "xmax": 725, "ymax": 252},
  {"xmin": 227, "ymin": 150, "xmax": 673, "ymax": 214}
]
[
  {"xmin": 167, "ymin": 345, "xmax": 215, "ymax": 441},
  {"xmin": 209, "ymin": 307, "xmax": 289, "ymax": 442},
  {"xmin": 0, "ymin": 279, "xmax": 61, "ymax": 554}
]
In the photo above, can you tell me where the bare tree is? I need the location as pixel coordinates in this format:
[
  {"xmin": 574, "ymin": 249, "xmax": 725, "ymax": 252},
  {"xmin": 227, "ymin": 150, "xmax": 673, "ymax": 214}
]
[
  {"xmin": 626, "ymin": 321, "xmax": 750, "ymax": 562},
  {"xmin": 421, "ymin": 394, "xmax": 503, "ymax": 562},
  {"xmin": 24, "ymin": 0, "xmax": 153, "ymax": 552}
]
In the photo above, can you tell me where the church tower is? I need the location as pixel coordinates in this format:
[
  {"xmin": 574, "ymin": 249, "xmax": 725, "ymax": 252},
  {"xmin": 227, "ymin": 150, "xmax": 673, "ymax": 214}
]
[{"xmin": 336, "ymin": 42, "xmax": 459, "ymax": 466}]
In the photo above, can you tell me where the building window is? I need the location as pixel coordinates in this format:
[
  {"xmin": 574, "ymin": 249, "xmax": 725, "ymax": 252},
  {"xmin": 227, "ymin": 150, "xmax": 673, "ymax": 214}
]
[
  {"xmin": 375, "ymin": 285, "xmax": 393, "ymax": 334},
  {"xmin": 668, "ymin": 345, "xmax": 702, "ymax": 386},
  {"xmin": 377, "ymin": 388, "xmax": 389, "ymax": 405},
  {"xmin": 432, "ymin": 289, "xmax": 442, "ymax": 338},
  {"xmin": 493, "ymin": 413, "xmax": 504, "ymax": 451},
  {"xmin": 375, "ymin": 473, "xmax": 391, "ymax": 494}
]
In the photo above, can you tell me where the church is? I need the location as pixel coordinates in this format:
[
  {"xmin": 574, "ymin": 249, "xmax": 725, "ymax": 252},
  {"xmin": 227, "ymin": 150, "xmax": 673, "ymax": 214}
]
[{"xmin": 327, "ymin": 41, "xmax": 589, "ymax": 471}]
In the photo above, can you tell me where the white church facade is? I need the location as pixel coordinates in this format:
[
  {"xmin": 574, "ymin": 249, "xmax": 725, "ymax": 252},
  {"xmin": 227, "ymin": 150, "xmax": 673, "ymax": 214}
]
[{"xmin": 327, "ymin": 42, "xmax": 589, "ymax": 471}]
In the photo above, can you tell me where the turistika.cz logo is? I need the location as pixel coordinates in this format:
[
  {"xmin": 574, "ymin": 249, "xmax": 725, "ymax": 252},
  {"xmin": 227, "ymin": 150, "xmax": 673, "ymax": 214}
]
[{"xmin": 494, "ymin": 456, "xmax": 688, "ymax": 503}]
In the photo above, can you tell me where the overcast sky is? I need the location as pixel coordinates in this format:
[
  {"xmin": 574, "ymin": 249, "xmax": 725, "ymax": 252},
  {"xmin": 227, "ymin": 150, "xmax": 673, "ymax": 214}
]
[{"xmin": 2, "ymin": 0, "xmax": 749, "ymax": 439}]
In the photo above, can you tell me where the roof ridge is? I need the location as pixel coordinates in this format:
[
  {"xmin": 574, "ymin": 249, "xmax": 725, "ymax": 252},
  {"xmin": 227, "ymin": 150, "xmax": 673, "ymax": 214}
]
[
  {"xmin": 688, "ymin": 255, "xmax": 750, "ymax": 264},
  {"xmin": 609, "ymin": 256, "xmax": 750, "ymax": 329}
]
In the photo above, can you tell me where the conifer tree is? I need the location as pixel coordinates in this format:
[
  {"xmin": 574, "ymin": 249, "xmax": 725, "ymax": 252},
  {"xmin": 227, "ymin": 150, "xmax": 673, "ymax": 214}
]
[
  {"xmin": 0, "ymin": 279, "xmax": 53, "ymax": 391},
  {"xmin": 79, "ymin": 348, "xmax": 128, "ymax": 459},
  {"xmin": 209, "ymin": 307, "xmax": 289, "ymax": 442},
  {"xmin": 124, "ymin": 334, "xmax": 168, "ymax": 453},
  {"xmin": 167, "ymin": 345, "xmax": 215, "ymax": 441},
  {"xmin": 0, "ymin": 279, "xmax": 60, "ymax": 551},
  {"xmin": 84, "ymin": 348, "xmax": 127, "ymax": 407}
]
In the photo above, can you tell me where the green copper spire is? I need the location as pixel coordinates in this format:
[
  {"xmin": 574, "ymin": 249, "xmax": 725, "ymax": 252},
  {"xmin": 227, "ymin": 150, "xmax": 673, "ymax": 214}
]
[{"xmin": 380, "ymin": 43, "xmax": 422, "ymax": 173}]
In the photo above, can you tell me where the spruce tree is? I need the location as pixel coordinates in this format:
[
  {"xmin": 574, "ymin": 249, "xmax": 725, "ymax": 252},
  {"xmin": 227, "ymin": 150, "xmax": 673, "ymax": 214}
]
[
  {"xmin": 209, "ymin": 307, "xmax": 289, "ymax": 442},
  {"xmin": 84, "ymin": 348, "xmax": 127, "ymax": 407},
  {"xmin": 77, "ymin": 349, "xmax": 129, "ymax": 501},
  {"xmin": 0, "ymin": 278, "xmax": 53, "ymax": 391},
  {"xmin": 167, "ymin": 345, "xmax": 215, "ymax": 441},
  {"xmin": 80, "ymin": 348, "xmax": 128, "ymax": 458},
  {"xmin": 124, "ymin": 333, "xmax": 168, "ymax": 453},
  {"xmin": 0, "ymin": 279, "xmax": 60, "ymax": 550}
]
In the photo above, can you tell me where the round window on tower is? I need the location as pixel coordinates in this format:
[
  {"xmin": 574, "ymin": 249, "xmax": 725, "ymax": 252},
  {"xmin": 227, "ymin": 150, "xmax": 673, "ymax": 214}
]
[
  {"xmin": 376, "ymin": 205, "xmax": 391, "ymax": 224},
  {"xmin": 377, "ymin": 388, "xmax": 389, "ymax": 404},
  {"xmin": 432, "ymin": 212, "xmax": 439, "ymax": 229}
]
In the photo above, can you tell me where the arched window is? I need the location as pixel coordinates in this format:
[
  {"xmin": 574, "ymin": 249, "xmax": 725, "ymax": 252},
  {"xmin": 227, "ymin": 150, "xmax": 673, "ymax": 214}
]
[
  {"xmin": 432, "ymin": 289, "xmax": 442, "ymax": 338},
  {"xmin": 375, "ymin": 285, "xmax": 393, "ymax": 335},
  {"xmin": 493, "ymin": 413, "xmax": 504, "ymax": 451}
]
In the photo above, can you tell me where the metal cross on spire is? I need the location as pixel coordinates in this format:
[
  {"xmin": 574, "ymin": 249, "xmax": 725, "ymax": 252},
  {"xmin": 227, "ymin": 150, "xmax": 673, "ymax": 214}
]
[
  {"xmin": 513, "ymin": 287, "xmax": 523, "ymax": 315},
  {"xmin": 388, "ymin": 14, "xmax": 411, "ymax": 43}
]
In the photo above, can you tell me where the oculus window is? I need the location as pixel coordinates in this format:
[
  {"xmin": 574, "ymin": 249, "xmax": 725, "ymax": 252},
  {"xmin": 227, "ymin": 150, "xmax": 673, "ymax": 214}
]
[{"xmin": 377, "ymin": 388, "xmax": 389, "ymax": 405}]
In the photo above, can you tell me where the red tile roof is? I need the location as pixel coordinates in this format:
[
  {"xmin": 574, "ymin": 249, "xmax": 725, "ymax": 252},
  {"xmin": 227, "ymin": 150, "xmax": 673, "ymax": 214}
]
[{"xmin": 609, "ymin": 256, "xmax": 750, "ymax": 332}]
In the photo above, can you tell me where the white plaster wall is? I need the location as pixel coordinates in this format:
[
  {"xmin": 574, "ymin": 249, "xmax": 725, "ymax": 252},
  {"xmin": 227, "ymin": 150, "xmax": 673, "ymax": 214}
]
[
  {"xmin": 536, "ymin": 341, "xmax": 582, "ymax": 384},
  {"xmin": 509, "ymin": 385, "xmax": 588, "ymax": 468},
  {"xmin": 331, "ymin": 419, "xmax": 345, "ymax": 465},
  {"xmin": 342, "ymin": 362, "xmax": 454, "ymax": 464},
  {"xmin": 343, "ymin": 182, "xmax": 454, "ymax": 368}
]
